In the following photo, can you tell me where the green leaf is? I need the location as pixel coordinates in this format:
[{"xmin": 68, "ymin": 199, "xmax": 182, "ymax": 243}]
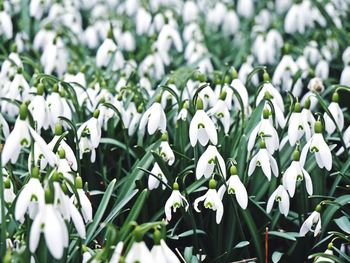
[
  {"xmin": 85, "ymin": 179, "xmax": 116, "ymax": 244},
  {"xmin": 334, "ymin": 216, "xmax": 350, "ymax": 234},
  {"xmin": 234, "ymin": 241, "xmax": 250, "ymax": 249},
  {"xmin": 268, "ymin": 231, "xmax": 298, "ymax": 241}
]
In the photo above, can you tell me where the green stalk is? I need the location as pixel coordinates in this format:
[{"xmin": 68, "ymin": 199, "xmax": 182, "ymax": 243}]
[{"xmin": 0, "ymin": 154, "xmax": 6, "ymax": 258}]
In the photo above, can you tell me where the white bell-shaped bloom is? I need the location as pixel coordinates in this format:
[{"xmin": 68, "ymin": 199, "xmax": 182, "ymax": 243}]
[
  {"xmin": 299, "ymin": 207, "xmax": 322, "ymax": 236},
  {"xmin": 148, "ymin": 162, "xmax": 168, "ymax": 190},
  {"xmin": 230, "ymin": 78, "xmax": 250, "ymax": 114},
  {"xmin": 282, "ymin": 151, "xmax": 313, "ymax": 197},
  {"xmin": 287, "ymin": 102, "xmax": 312, "ymax": 146},
  {"xmin": 78, "ymin": 110, "xmax": 102, "ymax": 150},
  {"xmin": 300, "ymin": 99, "xmax": 315, "ymax": 141},
  {"xmin": 248, "ymin": 108, "xmax": 279, "ymax": 154},
  {"xmin": 110, "ymin": 242, "xmax": 124, "ymax": 263},
  {"xmin": 189, "ymin": 98, "xmax": 217, "ymax": 147},
  {"xmin": 314, "ymin": 248, "xmax": 334, "ymax": 263},
  {"xmin": 266, "ymin": 185, "xmax": 290, "ymax": 217},
  {"xmin": 139, "ymin": 99, "xmax": 167, "ymax": 135},
  {"xmin": 340, "ymin": 65, "xmax": 350, "ymax": 86},
  {"xmin": 159, "ymin": 135, "xmax": 175, "ymax": 166},
  {"xmin": 196, "ymin": 145, "xmax": 226, "ymax": 179},
  {"xmin": 194, "ymin": 180, "xmax": 223, "ymax": 224},
  {"xmin": 336, "ymin": 125, "xmax": 350, "ymax": 155},
  {"xmin": 300, "ymin": 121, "xmax": 332, "ymax": 171},
  {"xmin": 218, "ymin": 166, "xmax": 248, "ymax": 209},
  {"xmin": 28, "ymin": 87, "xmax": 50, "ymax": 132},
  {"xmin": 165, "ymin": 183, "xmax": 189, "ymax": 221},
  {"xmin": 136, "ymin": 8, "xmax": 152, "ymax": 35},
  {"xmin": 151, "ymin": 239, "xmax": 180, "ymax": 263},
  {"xmin": 0, "ymin": 113, "xmax": 9, "ymax": 139},
  {"xmin": 324, "ymin": 92, "xmax": 344, "ymax": 135},
  {"xmin": 177, "ymin": 105, "xmax": 188, "ymax": 121},
  {"xmin": 237, "ymin": 0, "xmax": 254, "ymax": 18},
  {"xmin": 29, "ymin": 190, "xmax": 68, "ymax": 260},
  {"xmin": 71, "ymin": 186, "xmax": 93, "ymax": 224},
  {"xmin": 15, "ymin": 173, "xmax": 44, "ymax": 223},
  {"xmin": 248, "ymin": 141, "xmax": 279, "ymax": 181},
  {"xmin": 0, "ymin": 9, "xmax": 13, "ymax": 39},
  {"xmin": 207, "ymin": 92, "xmax": 231, "ymax": 134},
  {"xmin": 96, "ymin": 36, "xmax": 117, "ymax": 68},
  {"xmin": 125, "ymin": 240, "xmax": 154, "ymax": 263},
  {"xmin": 272, "ymin": 54, "xmax": 298, "ymax": 92}
]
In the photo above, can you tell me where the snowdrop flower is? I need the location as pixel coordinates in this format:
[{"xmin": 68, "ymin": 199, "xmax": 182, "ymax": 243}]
[
  {"xmin": 194, "ymin": 179, "xmax": 223, "ymax": 224},
  {"xmin": 110, "ymin": 242, "xmax": 124, "ymax": 263},
  {"xmin": 148, "ymin": 162, "xmax": 168, "ymax": 190},
  {"xmin": 125, "ymin": 227, "xmax": 154, "ymax": 263},
  {"xmin": 272, "ymin": 53, "xmax": 298, "ymax": 92},
  {"xmin": 165, "ymin": 182, "xmax": 189, "ymax": 221},
  {"xmin": 183, "ymin": 1, "xmax": 198, "ymax": 23},
  {"xmin": 15, "ymin": 168, "xmax": 45, "ymax": 222},
  {"xmin": 222, "ymin": 10, "xmax": 239, "ymax": 36},
  {"xmin": 266, "ymin": 185, "xmax": 290, "ymax": 217},
  {"xmin": 288, "ymin": 101, "xmax": 311, "ymax": 146},
  {"xmin": 78, "ymin": 109, "xmax": 102, "ymax": 162},
  {"xmin": 2, "ymin": 104, "xmax": 56, "ymax": 166},
  {"xmin": 0, "ymin": 5, "xmax": 13, "ymax": 39},
  {"xmin": 136, "ymin": 8, "xmax": 152, "ymax": 35},
  {"xmin": 284, "ymin": 1, "xmax": 313, "ymax": 34},
  {"xmin": 230, "ymin": 72, "xmax": 250, "ymax": 114},
  {"xmin": 207, "ymin": 91, "xmax": 231, "ymax": 134},
  {"xmin": 300, "ymin": 98, "xmax": 315, "ymax": 141},
  {"xmin": 340, "ymin": 64, "xmax": 350, "ymax": 86},
  {"xmin": 28, "ymin": 83, "xmax": 50, "ymax": 132},
  {"xmin": 314, "ymin": 244, "xmax": 334, "ymax": 263},
  {"xmin": 283, "ymin": 150, "xmax": 313, "ymax": 197},
  {"xmin": 151, "ymin": 230, "xmax": 180, "ymax": 263},
  {"xmin": 315, "ymin": 59, "xmax": 329, "ymax": 79},
  {"xmin": 189, "ymin": 98, "xmax": 217, "ymax": 147},
  {"xmin": 301, "ymin": 121, "xmax": 332, "ymax": 171},
  {"xmin": 337, "ymin": 125, "xmax": 350, "ymax": 155},
  {"xmin": 237, "ymin": 0, "xmax": 254, "ymax": 18},
  {"xmin": 159, "ymin": 133, "xmax": 175, "ymax": 166},
  {"xmin": 218, "ymin": 166, "xmax": 248, "ymax": 209},
  {"xmin": 299, "ymin": 205, "xmax": 322, "ymax": 236},
  {"xmin": 96, "ymin": 30, "xmax": 117, "ymax": 68},
  {"xmin": 29, "ymin": 188, "xmax": 68, "ymax": 259},
  {"xmin": 248, "ymin": 140, "xmax": 279, "ymax": 181},
  {"xmin": 177, "ymin": 101, "xmax": 189, "ymax": 121},
  {"xmin": 3, "ymin": 177, "xmax": 15, "ymax": 203},
  {"xmin": 139, "ymin": 95, "xmax": 167, "ymax": 135},
  {"xmin": 71, "ymin": 177, "xmax": 93, "ymax": 224},
  {"xmin": 196, "ymin": 145, "xmax": 226, "ymax": 179},
  {"xmin": 324, "ymin": 92, "xmax": 344, "ymax": 135},
  {"xmin": 248, "ymin": 108, "xmax": 279, "ymax": 154}
]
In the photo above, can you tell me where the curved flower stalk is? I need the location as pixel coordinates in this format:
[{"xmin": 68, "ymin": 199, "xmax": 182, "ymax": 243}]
[
  {"xmin": 248, "ymin": 140, "xmax": 279, "ymax": 181},
  {"xmin": 151, "ymin": 229, "xmax": 180, "ymax": 263},
  {"xmin": 29, "ymin": 188, "xmax": 69, "ymax": 259},
  {"xmin": 159, "ymin": 133, "xmax": 175, "ymax": 166},
  {"xmin": 248, "ymin": 108, "xmax": 279, "ymax": 154},
  {"xmin": 148, "ymin": 162, "xmax": 168, "ymax": 190},
  {"xmin": 194, "ymin": 179, "xmax": 223, "ymax": 224},
  {"xmin": 323, "ymin": 92, "xmax": 344, "ymax": 135},
  {"xmin": 165, "ymin": 182, "xmax": 189, "ymax": 221},
  {"xmin": 266, "ymin": 185, "xmax": 290, "ymax": 217},
  {"xmin": 218, "ymin": 166, "xmax": 248, "ymax": 209},
  {"xmin": 189, "ymin": 98, "xmax": 217, "ymax": 147},
  {"xmin": 282, "ymin": 150, "xmax": 313, "ymax": 197},
  {"xmin": 2, "ymin": 104, "xmax": 57, "ymax": 166},
  {"xmin": 300, "ymin": 120, "xmax": 332, "ymax": 171},
  {"xmin": 139, "ymin": 94, "xmax": 167, "ymax": 136},
  {"xmin": 196, "ymin": 145, "xmax": 226, "ymax": 179},
  {"xmin": 299, "ymin": 205, "xmax": 322, "ymax": 237}
]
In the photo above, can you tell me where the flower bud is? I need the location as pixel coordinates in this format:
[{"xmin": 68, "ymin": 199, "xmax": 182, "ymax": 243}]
[
  {"xmin": 315, "ymin": 204, "xmax": 322, "ymax": 212},
  {"xmin": 327, "ymin": 242, "xmax": 333, "ymax": 250},
  {"xmin": 209, "ymin": 179, "xmax": 217, "ymax": 189},
  {"xmin": 133, "ymin": 226, "xmax": 143, "ymax": 242},
  {"xmin": 332, "ymin": 92, "xmax": 339, "ymax": 103},
  {"xmin": 153, "ymin": 229, "xmax": 162, "ymax": 246}
]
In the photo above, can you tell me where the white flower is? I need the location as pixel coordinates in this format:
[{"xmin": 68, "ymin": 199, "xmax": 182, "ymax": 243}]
[
  {"xmin": 139, "ymin": 100, "xmax": 167, "ymax": 135},
  {"xmin": 189, "ymin": 99, "xmax": 217, "ymax": 147},
  {"xmin": 151, "ymin": 239, "xmax": 180, "ymax": 263},
  {"xmin": 300, "ymin": 99, "xmax": 315, "ymax": 141},
  {"xmin": 2, "ymin": 106, "xmax": 57, "ymax": 166},
  {"xmin": 287, "ymin": 102, "xmax": 312, "ymax": 146},
  {"xmin": 248, "ymin": 108, "xmax": 279, "ymax": 154},
  {"xmin": 78, "ymin": 111, "xmax": 102, "ymax": 149},
  {"xmin": 165, "ymin": 183, "xmax": 189, "ymax": 221},
  {"xmin": 0, "ymin": 113, "xmax": 9, "ymax": 139},
  {"xmin": 218, "ymin": 166, "xmax": 248, "ymax": 209},
  {"xmin": 0, "ymin": 10, "xmax": 13, "ymax": 39},
  {"xmin": 29, "ymin": 195, "xmax": 68, "ymax": 259},
  {"xmin": 340, "ymin": 65, "xmax": 350, "ymax": 86},
  {"xmin": 15, "ymin": 175, "xmax": 45, "ymax": 223},
  {"xmin": 237, "ymin": 0, "xmax": 254, "ymax": 18},
  {"xmin": 272, "ymin": 54, "xmax": 298, "ymax": 92},
  {"xmin": 266, "ymin": 185, "xmax": 290, "ymax": 217},
  {"xmin": 71, "ymin": 187, "xmax": 93, "ymax": 224},
  {"xmin": 136, "ymin": 8, "xmax": 152, "ymax": 35},
  {"xmin": 248, "ymin": 141, "xmax": 279, "ymax": 181},
  {"xmin": 96, "ymin": 37, "xmax": 117, "ymax": 68},
  {"xmin": 196, "ymin": 145, "xmax": 226, "ymax": 179},
  {"xmin": 282, "ymin": 152, "xmax": 313, "ymax": 197},
  {"xmin": 28, "ymin": 88, "xmax": 50, "ymax": 132},
  {"xmin": 314, "ymin": 248, "xmax": 334, "ymax": 263},
  {"xmin": 125, "ymin": 240, "xmax": 154, "ymax": 263},
  {"xmin": 336, "ymin": 125, "xmax": 350, "ymax": 155},
  {"xmin": 110, "ymin": 242, "xmax": 124, "ymax": 263},
  {"xmin": 48, "ymin": 133, "xmax": 77, "ymax": 171},
  {"xmin": 194, "ymin": 180, "xmax": 223, "ymax": 224},
  {"xmin": 177, "ymin": 107, "xmax": 188, "ymax": 121},
  {"xmin": 299, "ymin": 208, "xmax": 321, "ymax": 236},
  {"xmin": 230, "ymin": 78, "xmax": 250, "ymax": 114},
  {"xmin": 324, "ymin": 92, "xmax": 344, "ymax": 135},
  {"xmin": 148, "ymin": 162, "xmax": 168, "ymax": 190},
  {"xmin": 300, "ymin": 121, "xmax": 332, "ymax": 171},
  {"xmin": 159, "ymin": 137, "xmax": 175, "ymax": 166},
  {"xmin": 207, "ymin": 92, "xmax": 231, "ymax": 134}
]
